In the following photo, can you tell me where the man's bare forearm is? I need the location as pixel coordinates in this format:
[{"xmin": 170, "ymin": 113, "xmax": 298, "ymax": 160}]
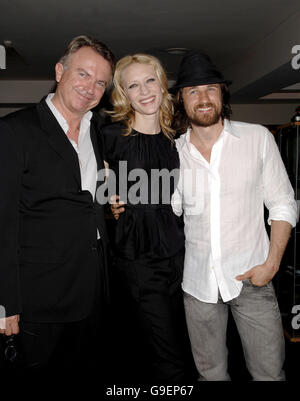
[{"xmin": 266, "ymin": 220, "xmax": 292, "ymax": 273}]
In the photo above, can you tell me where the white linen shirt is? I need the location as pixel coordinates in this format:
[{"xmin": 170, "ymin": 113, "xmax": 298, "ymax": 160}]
[
  {"xmin": 46, "ymin": 93, "xmax": 98, "ymax": 200},
  {"xmin": 172, "ymin": 119, "xmax": 298, "ymax": 303}
]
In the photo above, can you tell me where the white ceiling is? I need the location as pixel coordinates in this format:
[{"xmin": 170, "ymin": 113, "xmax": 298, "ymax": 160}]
[{"xmin": 0, "ymin": 0, "xmax": 300, "ymax": 103}]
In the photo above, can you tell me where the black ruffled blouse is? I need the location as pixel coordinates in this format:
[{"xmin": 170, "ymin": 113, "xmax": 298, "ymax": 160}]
[{"xmin": 101, "ymin": 122, "xmax": 184, "ymax": 261}]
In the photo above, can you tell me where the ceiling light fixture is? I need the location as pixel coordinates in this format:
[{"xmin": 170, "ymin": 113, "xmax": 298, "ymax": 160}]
[{"xmin": 165, "ymin": 47, "xmax": 190, "ymax": 55}]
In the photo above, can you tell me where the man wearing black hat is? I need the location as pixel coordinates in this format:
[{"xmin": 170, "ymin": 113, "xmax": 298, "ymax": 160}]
[{"xmin": 171, "ymin": 52, "xmax": 298, "ymax": 381}]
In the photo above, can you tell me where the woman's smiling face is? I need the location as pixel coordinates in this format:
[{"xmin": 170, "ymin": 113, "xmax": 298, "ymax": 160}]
[{"xmin": 122, "ymin": 62, "xmax": 163, "ymax": 118}]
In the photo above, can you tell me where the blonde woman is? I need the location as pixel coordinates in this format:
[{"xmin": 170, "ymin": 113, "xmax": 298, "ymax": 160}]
[{"xmin": 101, "ymin": 54, "xmax": 188, "ymax": 382}]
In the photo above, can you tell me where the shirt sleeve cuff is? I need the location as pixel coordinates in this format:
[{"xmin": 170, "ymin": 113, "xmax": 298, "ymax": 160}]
[{"xmin": 267, "ymin": 203, "xmax": 299, "ymax": 227}]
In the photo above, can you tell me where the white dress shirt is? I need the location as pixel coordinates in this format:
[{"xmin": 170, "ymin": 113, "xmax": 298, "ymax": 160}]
[
  {"xmin": 46, "ymin": 93, "xmax": 98, "ymax": 200},
  {"xmin": 172, "ymin": 119, "xmax": 298, "ymax": 303}
]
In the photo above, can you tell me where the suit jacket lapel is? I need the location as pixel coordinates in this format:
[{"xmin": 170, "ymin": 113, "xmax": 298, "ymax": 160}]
[
  {"xmin": 37, "ymin": 99, "xmax": 82, "ymax": 187},
  {"xmin": 90, "ymin": 114, "xmax": 106, "ymax": 198},
  {"xmin": 90, "ymin": 114, "xmax": 104, "ymax": 171}
]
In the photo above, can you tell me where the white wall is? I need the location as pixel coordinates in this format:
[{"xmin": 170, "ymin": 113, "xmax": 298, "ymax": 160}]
[
  {"xmin": 0, "ymin": 80, "xmax": 54, "ymax": 117},
  {"xmin": 231, "ymin": 103, "xmax": 298, "ymax": 125}
]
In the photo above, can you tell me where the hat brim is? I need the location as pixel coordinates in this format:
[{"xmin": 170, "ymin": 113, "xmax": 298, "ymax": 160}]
[{"xmin": 169, "ymin": 77, "xmax": 232, "ymax": 94}]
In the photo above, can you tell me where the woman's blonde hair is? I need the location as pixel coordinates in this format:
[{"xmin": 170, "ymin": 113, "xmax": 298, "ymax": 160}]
[{"xmin": 109, "ymin": 54, "xmax": 175, "ymax": 141}]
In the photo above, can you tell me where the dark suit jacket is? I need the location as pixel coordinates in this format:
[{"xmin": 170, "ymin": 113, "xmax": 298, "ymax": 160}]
[{"xmin": 0, "ymin": 99, "xmax": 108, "ymax": 322}]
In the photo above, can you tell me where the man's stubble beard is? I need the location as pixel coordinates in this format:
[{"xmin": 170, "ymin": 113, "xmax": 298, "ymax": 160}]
[{"xmin": 188, "ymin": 102, "xmax": 222, "ymax": 128}]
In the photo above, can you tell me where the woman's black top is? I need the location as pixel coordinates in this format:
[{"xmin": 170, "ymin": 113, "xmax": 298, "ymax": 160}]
[{"xmin": 101, "ymin": 122, "xmax": 184, "ymax": 261}]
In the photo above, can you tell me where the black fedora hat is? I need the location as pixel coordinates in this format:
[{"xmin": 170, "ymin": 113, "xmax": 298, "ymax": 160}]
[{"xmin": 171, "ymin": 51, "xmax": 232, "ymax": 93}]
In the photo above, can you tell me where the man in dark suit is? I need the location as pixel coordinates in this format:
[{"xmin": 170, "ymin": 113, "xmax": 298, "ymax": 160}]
[{"xmin": 0, "ymin": 35, "xmax": 115, "ymax": 368}]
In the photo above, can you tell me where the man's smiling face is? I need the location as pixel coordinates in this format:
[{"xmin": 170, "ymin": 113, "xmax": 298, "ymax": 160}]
[
  {"xmin": 182, "ymin": 83, "xmax": 222, "ymax": 127},
  {"xmin": 54, "ymin": 46, "xmax": 112, "ymax": 117}
]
